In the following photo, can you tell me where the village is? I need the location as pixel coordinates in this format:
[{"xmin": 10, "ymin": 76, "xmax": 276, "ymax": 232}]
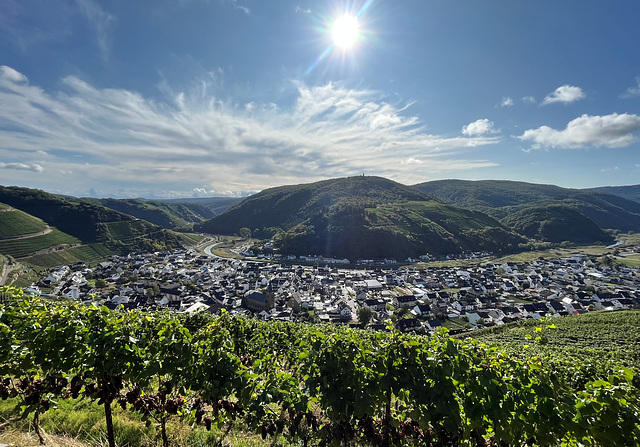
[{"xmin": 22, "ymin": 243, "xmax": 640, "ymax": 335}]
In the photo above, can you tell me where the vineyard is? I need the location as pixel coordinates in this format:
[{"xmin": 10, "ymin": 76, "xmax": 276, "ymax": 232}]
[
  {"xmin": 462, "ymin": 310, "xmax": 640, "ymax": 367},
  {"xmin": 0, "ymin": 230, "xmax": 80, "ymax": 259},
  {"xmin": 0, "ymin": 207, "xmax": 48, "ymax": 238},
  {"xmin": 21, "ymin": 243, "xmax": 112, "ymax": 268},
  {"xmin": 0, "ymin": 287, "xmax": 639, "ymax": 447}
]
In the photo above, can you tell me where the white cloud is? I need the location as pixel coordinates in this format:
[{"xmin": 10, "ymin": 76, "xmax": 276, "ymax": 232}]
[
  {"xmin": 295, "ymin": 6, "xmax": 312, "ymax": 13},
  {"xmin": 0, "ymin": 162, "xmax": 43, "ymax": 172},
  {"xmin": 541, "ymin": 85, "xmax": 585, "ymax": 105},
  {"xmin": 462, "ymin": 119, "xmax": 496, "ymax": 136},
  {"xmin": 522, "ymin": 96, "xmax": 536, "ymax": 104},
  {"xmin": 620, "ymin": 77, "xmax": 640, "ymax": 99},
  {"xmin": 519, "ymin": 113, "xmax": 640, "ymax": 149},
  {"xmin": 0, "ymin": 65, "xmax": 28, "ymax": 83},
  {"xmin": 0, "ymin": 66, "xmax": 500, "ymax": 195},
  {"xmin": 401, "ymin": 158, "xmax": 423, "ymax": 165},
  {"xmin": 74, "ymin": 0, "xmax": 115, "ymax": 62},
  {"xmin": 500, "ymin": 97, "xmax": 514, "ymax": 107},
  {"xmin": 600, "ymin": 166, "xmax": 619, "ymax": 173}
]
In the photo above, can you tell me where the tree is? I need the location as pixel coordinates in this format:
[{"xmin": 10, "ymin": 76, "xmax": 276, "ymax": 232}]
[
  {"xmin": 356, "ymin": 306, "xmax": 374, "ymax": 327},
  {"xmin": 239, "ymin": 227, "xmax": 252, "ymax": 239},
  {"xmin": 95, "ymin": 278, "xmax": 107, "ymax": 289}
]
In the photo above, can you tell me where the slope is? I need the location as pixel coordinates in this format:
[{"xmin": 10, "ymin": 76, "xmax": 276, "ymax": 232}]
[
  {"xmin": 81, "ymin": 198, "xmax": 208, "ymax": 229},
  {"xmin": 414, "ymin": 179, "xmax": 640, "ymax": 233},
  {"xmin": 0, "ymin": 186, "xmax": 186, "ymax": 256},
  {"xmin": 501, "ymin": 204, "xmax": 614, "ymax": 244}
]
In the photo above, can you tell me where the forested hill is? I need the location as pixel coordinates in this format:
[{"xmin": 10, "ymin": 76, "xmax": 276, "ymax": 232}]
[
  {"xmin": 0, "ymin": 186, "xmax": 185, "ymax": 253},
  {"xmin": 587, "ymin": 184, "xmax": 640, "ymax": 204},
  {"xmin": 413, "ymin": 179, "xmax": 640, "ymax": 233},
  {"xmin": 195, "ymin": 176, "xmax": 525, "ymax": 259}
]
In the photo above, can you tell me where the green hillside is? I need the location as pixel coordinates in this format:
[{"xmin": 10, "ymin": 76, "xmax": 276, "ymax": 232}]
[
  {"xmin": 158, "ymin": 196, "xmax": 242, "ymax": 216},
  {"xmin": 0, "ymin": 228, "xmax": 79, "ymax": 258},
  {"xmin": 587, "ymin": 184, "xmax": 640, "ymax": 204},
  {"xmin": 82, "ymin": 198, "xmax": 210, "ymax": 229},
  {"xmin": 0, "ymin": 204, "xmax": 48, "ymax": 238},
  {"xmin": 501, "ymin": 203, "xmax": 614, "ymax": 244},
  {"xmin": 414, "ymin": 179, "xmax": 640, "ymax": 232},
  {"xmin": 196, "ymin": 176, "xmax": 525, "ymax": 258},
  {"xmin": 0, "ymin": 186, "xmax": 186, "ymax": 255}
]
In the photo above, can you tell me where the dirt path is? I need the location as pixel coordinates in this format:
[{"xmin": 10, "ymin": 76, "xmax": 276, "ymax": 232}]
[
  {"xmin": 0, "ymin": 226, "xmax": 52, "ymax": 241},
  {"xmin": 0, "ymin": 259, "xmax": 20, "ymax": 286}
]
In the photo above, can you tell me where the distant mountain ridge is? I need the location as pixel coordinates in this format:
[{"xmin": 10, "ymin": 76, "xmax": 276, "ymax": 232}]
[{"xmin": 195, "ymin": 176, "xmax": 525, "ymax": 259}]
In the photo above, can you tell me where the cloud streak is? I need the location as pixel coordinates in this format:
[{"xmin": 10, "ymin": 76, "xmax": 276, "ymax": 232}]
[
  {"xmin": 0, "ymin": 162, "xmax": 44, "ymax": 172},
  {"xmin": 0, "ymin": 66, "xmax": 500, "ymax": 195},
  {"xmin": 519, "ymin": 113, "xmax": 640, "ymax": 149},
  {"xmin": 74, "ymin": 0, "xmax": 115, "ymax": 61}
]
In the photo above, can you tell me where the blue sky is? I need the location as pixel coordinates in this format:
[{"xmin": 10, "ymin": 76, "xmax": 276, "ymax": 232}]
[{"xmin": 1, "ymin": 0, "xmax": 640, "ymax": 198}]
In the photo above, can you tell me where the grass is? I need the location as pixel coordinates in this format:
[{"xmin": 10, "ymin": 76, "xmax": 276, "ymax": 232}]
[{"xmin": 0, "ymin": 397, "xmax": 289, "ymax": 447}]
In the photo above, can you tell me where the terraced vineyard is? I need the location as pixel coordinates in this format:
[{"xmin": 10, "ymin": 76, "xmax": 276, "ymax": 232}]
[
  {"xmin": 21, "ymin": 243, "xmax": 112, "ymax": 268},
  {"xmin": 0, "ymin": 229, "xmax": 79, "ymax": 258},
  {"xmin": 0, "ymin": 205, "xmax": 48, "ymax": 238}
]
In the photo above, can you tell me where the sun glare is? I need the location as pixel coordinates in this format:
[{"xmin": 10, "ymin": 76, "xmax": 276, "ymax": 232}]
[{"xmin": 332, "ymin": 15, "xmax": 360, "ymax": 49}]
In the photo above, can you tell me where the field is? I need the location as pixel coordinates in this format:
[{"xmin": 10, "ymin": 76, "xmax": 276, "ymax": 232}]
[
  {"xmin": 0, "ymin": 229, "xmax": 80, "ymax": 258},
  {"xmin": 0, "ymin": 207, "xmax": 48, "ymax": 238}
]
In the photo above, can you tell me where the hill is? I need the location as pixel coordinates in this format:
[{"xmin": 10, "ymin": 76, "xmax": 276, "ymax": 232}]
[
  {"xmin": 413, "ymin": 179, "xmax": 640, "ymax": 233},
  {"xmin": 156, "ymin": 196, "xmax": 242, "ymax": 216},
  {"xmin": 501, "ymin": 204, "xmax": 614, "ymax": 244},
  {"xmin": 0, "ymin": 186, "xmax": 187, "ymax": 258},
  {"xmin": 80, "ymin": 198, "xmax": 209, "ymax": 229},
  {"xmin": 587, "ymin": 184, "xmax": 640, "ymax": 204},
  {"xmin": 195, "ymin": 176, "xmax": 525, "ymax": 259}
]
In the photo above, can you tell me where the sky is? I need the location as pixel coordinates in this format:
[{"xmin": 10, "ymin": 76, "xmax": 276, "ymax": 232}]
[{"xmin": 1, "ymin": 0, "xmax": 640, "ymax": 198}]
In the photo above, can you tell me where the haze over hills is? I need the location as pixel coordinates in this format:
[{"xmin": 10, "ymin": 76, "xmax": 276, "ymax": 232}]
[
  {"xmin": 413, "ymin": 179, "xmax": 640, "ymax": 234},
  {"xmin": 195, "ymin": 176, "xmax": 526, "ymax": 259}
]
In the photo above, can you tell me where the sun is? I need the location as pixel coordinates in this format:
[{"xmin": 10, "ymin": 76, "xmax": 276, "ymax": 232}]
[{"xmin": 331, "ymin": 15, "xmax": 360, "ymax": 49}]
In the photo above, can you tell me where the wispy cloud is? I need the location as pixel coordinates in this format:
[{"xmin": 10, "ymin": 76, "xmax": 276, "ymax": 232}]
[
  {"xmin": 231, "ymin": 0, "xmax": 250, "ymax": 14},
  {"xmin": 0, "ymin": 66, "xmax": 500, "ymax": 195},
  {"xmin": 541, "ymin": 84, "xmax": 585, "ymax": 105},
  {"xmin": 499, "ymin": 97, "xmax": 514, "ymax": 107},
  {"xmin": 519, "ymin": 113, "xmax": 640, "ymax": 149},
  {"xmin": 295, "ymin": 6, "xmax": 312, "ymax": 14},
  {"xmin": 620, "ymin": 77, "xmax": 640, "ymax": 99},
  {"xmin": 522, "ymin": 96, "xmax": 536, "ymax": 104},
  {"xmin": 0, "ymin": 162, "xmax": 44, "ymax": 172},
  {"xmin": 461, "ymin": 119, "xmax": 497, "ymax": 136},
  {"xmin": 600, "ymin": 166, "xmax": 619, "ymax": 173},
  {"xmin": 74, "ymin": 0, "xmax": 115, "ymax": 62}
]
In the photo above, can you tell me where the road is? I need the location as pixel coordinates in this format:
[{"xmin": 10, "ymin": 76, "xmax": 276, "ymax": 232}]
[{"xmin": 203, "ymin": 242, "xmax": 223, "ymax": 257}]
